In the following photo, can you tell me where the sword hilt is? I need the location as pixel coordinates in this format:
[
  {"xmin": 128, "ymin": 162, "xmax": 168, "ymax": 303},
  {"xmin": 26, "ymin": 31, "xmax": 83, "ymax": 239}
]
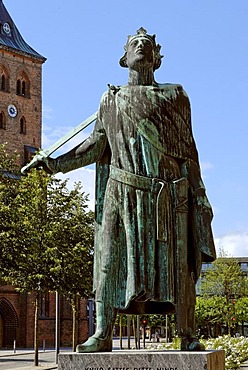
[{"xmin": 21, "ymin": 150, "xmax": 47, "ymax": 175}]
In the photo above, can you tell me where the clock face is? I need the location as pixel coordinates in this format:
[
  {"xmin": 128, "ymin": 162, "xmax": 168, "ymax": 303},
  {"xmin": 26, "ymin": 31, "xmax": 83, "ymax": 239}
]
[
  {"xmin": 3, "ymin": 22, "xmax": 11, "ymax": 35},
  {"xmin": 8, "ymin": 104, "xmax": 17, "ymax": 118}
]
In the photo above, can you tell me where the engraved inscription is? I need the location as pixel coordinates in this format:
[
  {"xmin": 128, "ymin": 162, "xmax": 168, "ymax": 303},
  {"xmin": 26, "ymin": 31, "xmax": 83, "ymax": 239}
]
[{"xmin": 84, "ymin": 367, "xmax": 178, "ymax": 370}]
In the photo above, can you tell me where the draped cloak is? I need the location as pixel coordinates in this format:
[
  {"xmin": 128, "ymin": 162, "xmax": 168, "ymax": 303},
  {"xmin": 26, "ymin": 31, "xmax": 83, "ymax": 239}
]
[{"xmin": 54, "ymin": 83, "xmax": 216, "ymax": 312}]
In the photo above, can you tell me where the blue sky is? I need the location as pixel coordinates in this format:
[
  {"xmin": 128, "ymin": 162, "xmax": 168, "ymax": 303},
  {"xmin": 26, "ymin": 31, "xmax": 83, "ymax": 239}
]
[{"xmin": 4, "ymin": 0, "xmax": 248, "ymax": 256}]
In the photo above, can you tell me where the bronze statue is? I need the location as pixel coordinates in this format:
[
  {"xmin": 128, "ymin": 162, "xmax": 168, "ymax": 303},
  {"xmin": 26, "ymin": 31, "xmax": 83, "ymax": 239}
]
[{"xmin": 26, "ymin": 28, "xmax": 215, "ymax": 352}]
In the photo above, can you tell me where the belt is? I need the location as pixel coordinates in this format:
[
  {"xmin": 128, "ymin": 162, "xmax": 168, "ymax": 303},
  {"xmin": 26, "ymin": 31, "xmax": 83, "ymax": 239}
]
[
  {"xmin": 109, "ymin": 165, "xmax": 168, "ymax": 241},
  {"xmin": 109, "ymin": 165, "xmax": 163, "ymax": 193}
]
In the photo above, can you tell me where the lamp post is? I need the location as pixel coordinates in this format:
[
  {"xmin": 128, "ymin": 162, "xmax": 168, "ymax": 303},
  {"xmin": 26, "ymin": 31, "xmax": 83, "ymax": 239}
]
[
  {"xmin": 55, "ymin": 292, "xmax": 60, "ymax": 364},
  {"xmin": 136, "ymin": 316, "xmax": 140, "ymax": 349},
  {"xmin": 142, "ymin": 318, "xmax": 147, "ymax": 349}
]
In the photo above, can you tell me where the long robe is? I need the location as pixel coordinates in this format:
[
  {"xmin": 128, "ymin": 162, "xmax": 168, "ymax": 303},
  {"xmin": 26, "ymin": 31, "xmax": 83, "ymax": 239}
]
[{"xmin": 54, "ymin": 83, "xmax": 216, "ymax": 313}]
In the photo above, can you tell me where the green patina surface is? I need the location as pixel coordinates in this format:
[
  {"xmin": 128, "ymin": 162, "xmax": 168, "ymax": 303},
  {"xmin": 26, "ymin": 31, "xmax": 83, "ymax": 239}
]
[{"xmin": 25, "ymin": 28, "xmax": 216, "ymax": 352}]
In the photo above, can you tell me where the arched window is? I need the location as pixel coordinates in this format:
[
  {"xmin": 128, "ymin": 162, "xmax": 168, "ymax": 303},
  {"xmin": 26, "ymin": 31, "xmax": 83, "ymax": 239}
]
[
  {"xmin": 21, "ymin": 81, "xmax": 26, "ymax": 96},
  {"xmin": 20, "ymin": 116, "xmax": 26, "ymax": 134},
  {"xmin": 0, "ymin": 298, "xmax": 18, "ymax": 347},
  {"xmin": 39, "ymin": 292, "xmax": 49, "ymax": 318},
  {"xmin": 16, "ymin": 79, "xmax": 21, "ymax": 95},
  {"xmin": 0, "ymin": 66, "xmax": 9, "ymax": 92},
  {"xmin": 1, "ymin": 74, "xmax": 5, "ymax": 90},
  {"xmin": 0, "ymin": 111, "xmax": 6, "ymax": 129},
  {"xmin": 16, "ymin": 72, "xmax": 30, "ymax": 97}
]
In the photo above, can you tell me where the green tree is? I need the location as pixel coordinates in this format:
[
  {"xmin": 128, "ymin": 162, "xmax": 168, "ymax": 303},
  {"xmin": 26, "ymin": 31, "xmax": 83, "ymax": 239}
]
[
  {"xmin": 45, "ymin": 178, "xmax": 94, "ymax": 351},
  {"xmin": 0, "ymin": 162, "xmax": 94, "ymax": 363},
  {"xmin": 199, "ymin": 250, "xmax": 248, "ymax": 336},
  {"xmin": 195, "ymin": 296, "xmax": 226, "ymax": 337},
  {"xmin": 235, "ymin": 297, "xmax": 248, "ymax": 335},
  {"xmin": 0, "ymin": 143, "xmax": 20, "ymax": 280}
]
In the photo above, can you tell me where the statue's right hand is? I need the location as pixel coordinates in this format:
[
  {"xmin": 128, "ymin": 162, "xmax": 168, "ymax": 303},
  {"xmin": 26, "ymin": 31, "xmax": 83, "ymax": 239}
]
[{"xmin": 21, "ymin": 152, "xmax": 55, "ymax": 175}]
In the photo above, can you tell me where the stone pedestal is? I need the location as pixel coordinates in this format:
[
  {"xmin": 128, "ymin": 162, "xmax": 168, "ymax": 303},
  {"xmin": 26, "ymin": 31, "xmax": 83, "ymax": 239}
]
[{"xmin": 58, "ymin": 350, "xmax": 225, "ymax": 370}]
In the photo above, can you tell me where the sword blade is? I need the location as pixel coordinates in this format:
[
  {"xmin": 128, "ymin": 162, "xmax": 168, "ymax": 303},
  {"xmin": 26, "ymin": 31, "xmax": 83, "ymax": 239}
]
[
  {"xmin": 21, "ymin": 111, "xmax": 97, "ymax": 174},
  {"xmin": 42, "ymin": 111, "xmax": 97, "ymax": 157}
]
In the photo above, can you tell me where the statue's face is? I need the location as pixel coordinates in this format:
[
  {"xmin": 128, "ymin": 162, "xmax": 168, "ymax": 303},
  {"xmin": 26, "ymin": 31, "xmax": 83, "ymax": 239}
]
[{"xmin": 126, "ymin": 36, "xmax": 154, "ymax": 70}]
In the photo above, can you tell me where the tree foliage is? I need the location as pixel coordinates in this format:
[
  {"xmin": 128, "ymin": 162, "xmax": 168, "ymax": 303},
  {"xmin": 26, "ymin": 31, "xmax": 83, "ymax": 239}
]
[
  {"xmin": 0, "ymin": 158, "xmax": 94, "ymax": 296},
  {"xmin": 196, "ymin": 296, "xmax": 228, "ymax": 337},
  {"xmin": 0, "ymin": 144, "xmax": 21, "ymax": 279},
  {"xmin": 0, "ymin": 145, "xmax": 95, "ymax": 357},
  {"xmin": 197, "ymin": 250, "xmax": 248, "ymax": 336},
  {"xmin": 200, "ymin": 254, "xmax": 246, "ymax": 301},
  {"xmin": 46, "ymin": 178, "xmax": 94, "ymax": 299}
]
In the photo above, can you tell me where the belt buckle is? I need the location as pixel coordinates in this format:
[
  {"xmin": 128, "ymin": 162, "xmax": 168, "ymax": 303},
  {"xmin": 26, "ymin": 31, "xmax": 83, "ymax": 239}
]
[{"xmin": 151, "ymin": 178, "xmax": 164, "ymax": 193}]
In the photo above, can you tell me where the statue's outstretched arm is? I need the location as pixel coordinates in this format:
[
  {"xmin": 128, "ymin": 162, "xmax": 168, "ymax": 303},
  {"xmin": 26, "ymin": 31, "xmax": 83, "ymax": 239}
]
[
  {"xmin": 50, "ymin": 119, "xmax": 107, "ymax": 174},
  {"xmin": 22, "ymin": 119, "xmax": 107, "ymax": 175}
]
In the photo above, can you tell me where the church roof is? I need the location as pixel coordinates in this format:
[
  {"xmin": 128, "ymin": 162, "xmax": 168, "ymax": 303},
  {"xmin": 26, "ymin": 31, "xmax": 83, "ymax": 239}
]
[{"xmin": 0, "ymin": 1, "xmax": 46, "ymax": 62}]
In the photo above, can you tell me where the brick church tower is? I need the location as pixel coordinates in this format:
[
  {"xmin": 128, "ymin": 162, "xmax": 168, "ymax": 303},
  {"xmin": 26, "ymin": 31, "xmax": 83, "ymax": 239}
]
[{"xmin": 0, "ymin": 0, "xmax": 46, "ymax": 165}]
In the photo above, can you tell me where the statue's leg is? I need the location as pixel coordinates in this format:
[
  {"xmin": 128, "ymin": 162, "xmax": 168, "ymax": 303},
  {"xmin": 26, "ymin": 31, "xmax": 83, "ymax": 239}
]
[
  {"xmin": 182, "ymin": 275, "xmax": 205, "ymax": 351},
  {"xmin": 173, "ymin": 178, "xmax": 189, "ymax": 340},
  {"xmin": 173, "ymin": 178, "xmax": 204, "ymax": 350},
  {"xmin": 76, "ymin": 300, "xmax": 117, "ymax": 352},
  {"xmin": 77, "ymin": 188, "xmax": 119, "ymax": 353},
  {"xmin": 76, "ymin": 264, "xmax": 118, "ymax": 352}
]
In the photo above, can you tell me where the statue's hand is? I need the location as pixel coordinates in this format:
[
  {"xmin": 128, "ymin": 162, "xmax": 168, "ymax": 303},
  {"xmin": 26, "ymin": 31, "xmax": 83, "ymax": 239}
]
[{"xmin": 21, "ymin": 152, "xmax": 55, "ymax": 175}]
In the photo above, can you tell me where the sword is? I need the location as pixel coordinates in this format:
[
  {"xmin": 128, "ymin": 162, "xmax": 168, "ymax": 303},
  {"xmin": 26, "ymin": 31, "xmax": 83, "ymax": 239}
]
[{"xmin": 21, "ymin": 111, "xmax": 97, "ymax": 174}]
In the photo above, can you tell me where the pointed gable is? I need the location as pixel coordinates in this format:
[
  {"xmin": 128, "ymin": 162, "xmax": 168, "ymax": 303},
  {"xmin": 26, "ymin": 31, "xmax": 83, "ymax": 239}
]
[{"xmin": 0, "ymin": 0, "xmax": 46, "ymax": 62}]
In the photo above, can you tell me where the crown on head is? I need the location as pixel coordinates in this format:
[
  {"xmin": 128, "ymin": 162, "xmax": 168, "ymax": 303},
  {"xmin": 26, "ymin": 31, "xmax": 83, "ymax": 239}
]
[
  {"xmin": 124, "ymin": 27, "xmax": 156, "ymax": 51},
  {"xmin": 120, "ymin": 27, "xmax": 163, "ymax": 71}
]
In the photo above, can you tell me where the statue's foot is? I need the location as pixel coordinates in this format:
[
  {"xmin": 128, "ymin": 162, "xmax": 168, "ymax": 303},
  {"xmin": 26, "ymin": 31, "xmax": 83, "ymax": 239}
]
[
  {"xmin": 76, "ymin": 335, "xmax": 112, "ymax": 353},
  {"xmin": 188, "ymin": 340, "xmax": 205, "ymax": 351},
  {"xmin": 181, "ymin": 337, "xmax": 205, "ymax": 351}
]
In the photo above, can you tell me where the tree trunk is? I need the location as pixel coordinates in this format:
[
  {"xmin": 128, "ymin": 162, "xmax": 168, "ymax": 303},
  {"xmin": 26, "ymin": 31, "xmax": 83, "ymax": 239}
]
[
  {"xmin": 119, "ymin": 316, "xmax": 123, "ymax": 349},
  {"xmin": 127, "ymin": 315, "xmax": 131, "ymax": 349},
  {"xmin": 72, "ymin": 295, "xmax": 79, "ymax": 352},
  {"xmin": 133, "ymin": 316, "xmax": 138, "ymax": 349},
  {"xmin": 207, "ymin": 324, "xmax": 211, "ymax": 338},
  {"xmin": 34, "ymin": 292, "xmax": 39, "ymax": 366},
  {"xmin": 227, "ymin": 322, "xmax": 231, "ymax": 335}
]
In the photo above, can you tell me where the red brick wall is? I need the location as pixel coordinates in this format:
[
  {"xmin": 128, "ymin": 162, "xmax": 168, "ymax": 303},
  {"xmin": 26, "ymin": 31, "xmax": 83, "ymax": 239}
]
[
  {"xmin": 0, "ymin": 49, "xmax": 43, "ymax": 165},
  {"xmin": 0, "ymin": 287, "xmax": 89, "ymax": 348},
  {"xmin": 0, "ymin": 286, "xmax": 27, "ymax": 347}
]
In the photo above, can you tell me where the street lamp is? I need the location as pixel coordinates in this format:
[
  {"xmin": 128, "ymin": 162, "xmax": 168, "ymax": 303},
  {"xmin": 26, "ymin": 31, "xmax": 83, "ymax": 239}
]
[{"xmin": 142, "ymin": 318, "xmax": 147, "ymax": 349}]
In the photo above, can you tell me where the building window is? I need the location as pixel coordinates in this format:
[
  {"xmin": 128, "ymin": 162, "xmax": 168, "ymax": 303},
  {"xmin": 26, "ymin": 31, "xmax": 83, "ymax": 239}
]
[
  {"xmin": 16, "ymin": 72, "xmax": 30, "ymax": 97},
  {"xmin": 240, "ymin": 262, "xmax": 248, "ymax": 272},
  {"xmin": 62, "ymin": 295, "xmax": 73, "ymax": 319},
  {"xmin": 21, "ymin": 81, "xmax": 26, "ymax": 96},
  {"xmin": 0, "ymin": 66, "xmax": 9, "ymax": 92},
  {"xmin": 39, "ymin": 292, "xmax": 49, "ymax": 318},
  {"xmin": 16, "ymin": 79, "xmax": 21, "ymax": 95},
  {"xmin": 20, "ymin": 116, "xmax": 26, "ymax": 134},
  {"xmin": 201, "ymin": 263, "xmax": 213, "ymax": 272},
  {"xmin": 0, "ymin": 111, "xmax": 6, "ymax": 129},
  {"xmin": 1, "ymin": 74, "xmax": 5, "ymax": 90},
  {"xmin": 24, "ymin": 145, "xmax": 38, "ymax": 165}
]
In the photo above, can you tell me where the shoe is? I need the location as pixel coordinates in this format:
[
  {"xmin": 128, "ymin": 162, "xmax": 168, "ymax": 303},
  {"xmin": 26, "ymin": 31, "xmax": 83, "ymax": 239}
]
[{"xmin": 76, "ymin": 335, "xmax": 112, "ymax": 353}]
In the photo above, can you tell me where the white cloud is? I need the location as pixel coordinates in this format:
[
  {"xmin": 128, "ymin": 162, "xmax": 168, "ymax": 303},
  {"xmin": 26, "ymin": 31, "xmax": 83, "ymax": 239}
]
[
  {"xmin": 215, "ymin": 232, "xmax": 248, "ymax": 257},
  {"xmin": 200, "ymin": 161, "xmax": 214, "ymax": 181},
  {"xmin": 41, "ymin": 118, "xmax": 96, "ymax": 209},
  {"xmin": 41, "ymin": 116, "xmax": 95, "ymax": 157},
  {"xmin": 42, "ymin": 105, "xmax": 53, "ymax": 120},
  {"xmin": 200, "ymin": 161, "xmax": 214, "ymax": 171},
  {"xmin": 56, "ymin": 167, "xmax": 95, "ymax": 211},
  {"xmin": 42, "ymin": 124, "xmax": 77, "ymax": 150}
]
